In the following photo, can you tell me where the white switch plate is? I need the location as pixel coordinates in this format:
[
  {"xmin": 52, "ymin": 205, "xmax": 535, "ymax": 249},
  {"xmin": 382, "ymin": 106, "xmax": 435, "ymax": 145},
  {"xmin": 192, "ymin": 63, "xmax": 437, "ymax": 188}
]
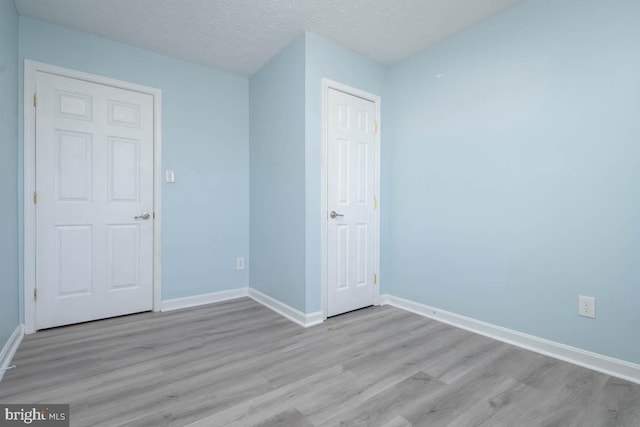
[
  {"xmin": 165, "ymin": 169, "xmax": 176, "ymax": 183},
  {"xmin": 236, "ymin": 257, "xmax": 245, "ymax": 270},
  {"xmin": 578, "ymin": 295, "xmax": 596, "ymax": 318}
]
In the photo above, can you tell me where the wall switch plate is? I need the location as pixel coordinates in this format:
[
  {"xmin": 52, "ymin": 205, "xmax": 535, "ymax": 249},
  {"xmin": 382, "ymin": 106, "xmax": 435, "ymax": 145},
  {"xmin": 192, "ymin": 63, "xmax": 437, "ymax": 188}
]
[
  {"xmin": 165, "ymin": 169, "xmax": 176, "ymax": 183},
  {"xmin": 578, "ymin": 295, "xmax": 596, "ymax": 318},
  {"xmin": 236, "ymin": 257, "xmax": 245, "ymax": 270}
]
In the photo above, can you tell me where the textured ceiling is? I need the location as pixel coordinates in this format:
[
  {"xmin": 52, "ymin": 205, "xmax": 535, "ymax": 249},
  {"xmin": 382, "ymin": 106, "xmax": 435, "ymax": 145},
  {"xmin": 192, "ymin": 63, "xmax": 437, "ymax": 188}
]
[{"xmin": 14, "ymin": 0, "xmax": 523, "ymax": 77}]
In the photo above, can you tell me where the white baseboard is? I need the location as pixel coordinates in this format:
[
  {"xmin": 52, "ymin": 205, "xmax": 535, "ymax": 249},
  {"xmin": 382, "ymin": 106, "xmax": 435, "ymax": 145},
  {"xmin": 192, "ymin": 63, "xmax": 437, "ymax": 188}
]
[
  {"xmin": 160, "ymin": 287, "xmax": 324, "ymax": 328},
  {"xmin": 380, "ymin": 294, "xmax": 640, "ymax": 385},
  {"xmin": 0, "ymin": 324, "xmax": 24, "ymax": 382},
  {"xmin": 161, "ymin": 288, "xmax": 249, "ymax": 312},
  {"xmin": 248, "ymin": 288, "xmax": 323, "ymax": 328}
]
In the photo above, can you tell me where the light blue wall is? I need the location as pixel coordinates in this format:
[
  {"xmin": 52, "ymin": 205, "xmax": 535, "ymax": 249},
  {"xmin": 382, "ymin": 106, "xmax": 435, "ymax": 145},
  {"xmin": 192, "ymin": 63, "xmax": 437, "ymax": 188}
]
[
  {"xmin": 249, "ymin": 35, "xmax": 307, "ymax": 311},
  {"xmin": 385, "ymin": 0, "xmax": 640, "ymax": 363},
  {"xmin": 18, "ymin": 18, "xmax": 250, "ymax": 304},
  {"xmin": 248, "ymin": 32, "xmax": 384, "ymax": 313},
  {"xmin": 7, "ymin": 0, "xmax": 638, "ymax": 367},
  {"xmin": 304, "ymin": 32, "xmax": 385, "ymax": 312},
  {"xmin": 0, "ymin": 0, "xmax": 20, "ymax": 346}
]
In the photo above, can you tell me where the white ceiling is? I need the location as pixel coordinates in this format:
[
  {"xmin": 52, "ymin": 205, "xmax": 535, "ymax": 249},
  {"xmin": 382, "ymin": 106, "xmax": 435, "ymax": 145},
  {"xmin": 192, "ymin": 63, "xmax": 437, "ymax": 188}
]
[{"xmin": 14, "ymin": 0, "xmax": 523, "ymax": 77}]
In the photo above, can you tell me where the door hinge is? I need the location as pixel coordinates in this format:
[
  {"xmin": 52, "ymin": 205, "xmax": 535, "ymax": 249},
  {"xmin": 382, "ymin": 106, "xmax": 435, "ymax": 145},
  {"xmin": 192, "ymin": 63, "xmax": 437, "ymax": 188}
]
[
  {"xmin": 373, "ymin": 273, "xmax": 377, "ymax": 285},
  {"xmin": 373, "ymin": 196, "xmax": 377, "ymax": 209},
  {"xmin": 33, "ymin": 191, "xmax": 38, "ymax": 204},
  {"xmin": 373, "ymin": 121, "xmax": 378, "ymax": 134},
  {"xmin": 34, "ymin": 288, "xmax": 38, "ymax": 301},
  {"xmin": 33, "ymin": 93, "xmax": 38, "ymax": 108}
]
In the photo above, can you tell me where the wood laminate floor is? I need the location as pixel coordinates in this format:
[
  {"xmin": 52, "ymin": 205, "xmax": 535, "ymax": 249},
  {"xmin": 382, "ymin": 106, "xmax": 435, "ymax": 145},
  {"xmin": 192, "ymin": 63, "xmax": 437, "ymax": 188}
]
[{"xmin": 1, "ymin": 298, "xmax": 639, "ymax": 426}]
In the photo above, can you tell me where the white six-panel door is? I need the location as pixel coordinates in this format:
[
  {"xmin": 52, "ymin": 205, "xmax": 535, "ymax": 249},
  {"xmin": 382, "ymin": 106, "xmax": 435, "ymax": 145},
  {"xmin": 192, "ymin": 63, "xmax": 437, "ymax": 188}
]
[
  {"xmin": 327, "ymin": 88, "xmax": 377, "ymax": 317},
  {"xmin": 35, "ymin": 71, "xmax": 154, "ymax": 330}
]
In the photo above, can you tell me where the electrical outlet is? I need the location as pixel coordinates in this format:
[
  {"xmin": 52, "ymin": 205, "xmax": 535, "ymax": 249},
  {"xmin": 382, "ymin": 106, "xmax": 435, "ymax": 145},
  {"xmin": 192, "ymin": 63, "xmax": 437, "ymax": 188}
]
[
  {"xmin": 236, "ymin": 257, "xmax": 245, "ymax": 270},
  {"xmin": 578, "ymin": 295, "xmax": 596, "ymax": 318}
]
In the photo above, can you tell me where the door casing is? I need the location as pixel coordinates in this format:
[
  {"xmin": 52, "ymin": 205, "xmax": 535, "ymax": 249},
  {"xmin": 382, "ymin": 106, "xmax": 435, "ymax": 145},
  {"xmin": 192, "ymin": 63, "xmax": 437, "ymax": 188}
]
[
  {"xmin": 321, "ymin": 79, "xmax": 381, "ymax": 319},
  {"xmin": 23, "ymin": 60, "xmax": 163, "ymax": 334}
]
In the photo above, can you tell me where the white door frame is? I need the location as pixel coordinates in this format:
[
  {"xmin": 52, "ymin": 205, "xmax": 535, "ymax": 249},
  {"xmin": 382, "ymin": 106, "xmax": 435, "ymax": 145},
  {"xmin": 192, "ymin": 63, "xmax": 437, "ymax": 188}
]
[
  {"xmin": 23, "ymin": 60, "xmax": 163, "ymax": 334},
  {"xmin": 320, "ymin": 78, "xmax": 381, "ymax": 319}
]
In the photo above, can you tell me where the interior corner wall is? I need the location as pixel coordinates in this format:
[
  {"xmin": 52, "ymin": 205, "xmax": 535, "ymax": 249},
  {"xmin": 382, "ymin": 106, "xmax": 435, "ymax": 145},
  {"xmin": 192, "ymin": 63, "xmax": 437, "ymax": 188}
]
[
  {"xmin": 385, "ymin": 0, "xmax": 640, "ymax": 363},
  {"xmin": 0, "ymin": 0, "xmax": 20, "ymax": 346},
  {"xmin": 249, "ymin": 35, "xmax": 307, "ymax": 311},
  {"xmin": 18, "ymin": 17, "xmax": 250, "ymax": 307},
  {"xmin": 303, "ymin": 32, "xmax": 386, "ymax": 313}
]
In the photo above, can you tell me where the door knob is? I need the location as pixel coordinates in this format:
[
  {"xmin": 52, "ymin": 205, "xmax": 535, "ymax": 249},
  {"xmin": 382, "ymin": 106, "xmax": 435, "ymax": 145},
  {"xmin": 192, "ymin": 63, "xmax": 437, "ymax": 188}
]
[
  {"xmin": 134, "ymin": 212, "xmax": 151, "ymax": 220},
  {"xmin": 329, "ymin": 211, "xmax": 344, "ymax": 219}
]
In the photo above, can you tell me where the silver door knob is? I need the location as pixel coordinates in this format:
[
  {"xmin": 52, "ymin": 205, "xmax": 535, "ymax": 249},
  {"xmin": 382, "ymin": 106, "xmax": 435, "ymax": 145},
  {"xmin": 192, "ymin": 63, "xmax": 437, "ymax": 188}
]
[
  {"xmin": 329, "ymin": 211, "xmax": 344, "ymax": 219},
  {"xmin": 134, "ymin": 212, "xmax": 151, "ymax": 220}
]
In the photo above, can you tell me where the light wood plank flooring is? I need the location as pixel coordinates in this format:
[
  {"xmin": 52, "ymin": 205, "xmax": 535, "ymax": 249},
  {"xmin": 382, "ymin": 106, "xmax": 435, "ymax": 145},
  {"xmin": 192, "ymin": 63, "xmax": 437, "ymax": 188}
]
[{"xmin": 1, "ymin": 298, "xmax": 639, "ymax": 426}]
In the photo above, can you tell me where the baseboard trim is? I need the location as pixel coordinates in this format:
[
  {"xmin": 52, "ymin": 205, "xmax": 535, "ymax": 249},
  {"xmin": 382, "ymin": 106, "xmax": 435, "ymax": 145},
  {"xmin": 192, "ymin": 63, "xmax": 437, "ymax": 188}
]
[
  {"xmin": 159, "ymin": 287, "xmax": 324, "ymax": 328},
  {"xmin": 380, "ymin": 294, "xmax": 640, "ymax": 385},
  {"xmin": 0, "ymin": 324, "xmax": 24, "ymax": 382},
  {"xmin": 161, "ymin": 288, "xmax": 249, "ymax": 312},
  {"xmin": 248, "ymin": 288, "xmax": 323, "ymax": 328}
]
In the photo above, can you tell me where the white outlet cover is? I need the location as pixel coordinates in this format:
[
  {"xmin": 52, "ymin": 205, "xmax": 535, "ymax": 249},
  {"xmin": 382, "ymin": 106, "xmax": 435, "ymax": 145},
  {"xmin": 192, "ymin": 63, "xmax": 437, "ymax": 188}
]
[
  {"xmin": 578, "ymin": 295, "xmax": 596, "ymax": 319},
  {"xmin": 236, "ymin": 257, "xmax": 245, "ymax": 270}
]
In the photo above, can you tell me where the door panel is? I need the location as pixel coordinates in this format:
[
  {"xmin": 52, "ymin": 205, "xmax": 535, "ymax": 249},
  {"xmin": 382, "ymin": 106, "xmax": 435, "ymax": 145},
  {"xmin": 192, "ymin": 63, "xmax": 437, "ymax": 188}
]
[
  {"xmin": 35, "ymin": 71, "xmax": 154, "ymax": 330},
  {"xmin": 107, "ymin": 224, "xmax": 140, "ymax": 290},
  {"xmin": 327, "ymin": 88, "xmax": 377, "ymax": 317},
  {"xmin": 56, "ymin": 130, "xmax": 93, "ymax": 201},
  {"xmin": 55, "ymin": 225, "xmax": 92, "ymax": 296}
]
